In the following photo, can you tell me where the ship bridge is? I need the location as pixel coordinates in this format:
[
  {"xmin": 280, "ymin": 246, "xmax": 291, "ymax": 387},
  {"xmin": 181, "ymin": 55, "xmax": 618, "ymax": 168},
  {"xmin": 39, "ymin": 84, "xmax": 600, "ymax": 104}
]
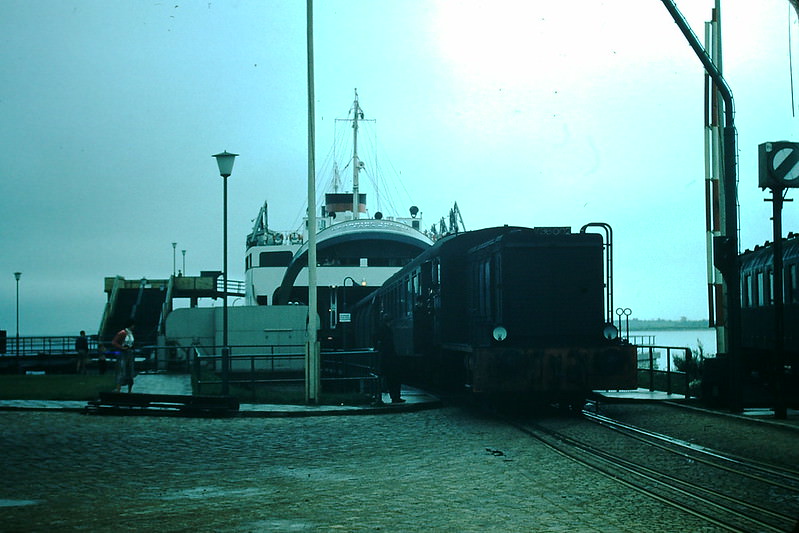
[{"xmin": 274, "ymin": 218, "xmax": 432, "ymax": 305}]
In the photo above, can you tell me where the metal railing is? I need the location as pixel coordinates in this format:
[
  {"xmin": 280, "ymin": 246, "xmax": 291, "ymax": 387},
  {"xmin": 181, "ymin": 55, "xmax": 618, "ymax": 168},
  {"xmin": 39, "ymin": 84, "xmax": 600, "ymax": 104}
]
[
  {"xmin": 215, "ymin": 278, "xmax": 246, "ymax": 296},
  {"xmin": 636, "ymin": 344, "xmax": 693, "ymax": 398},
  {"xmin": 1, "ymin": 336, "xmax": 101, "ymax": 356},
  {"xmin": 190, "ymin": 344, "xmax": 381, "ymax": 402}
]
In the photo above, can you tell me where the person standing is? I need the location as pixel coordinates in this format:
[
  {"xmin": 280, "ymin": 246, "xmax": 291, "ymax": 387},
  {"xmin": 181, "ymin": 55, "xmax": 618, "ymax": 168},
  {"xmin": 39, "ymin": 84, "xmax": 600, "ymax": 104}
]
[
  {"xmin": 75, "ymin": 330, "xmax": 89, "ymax": 374},
  {"xmin": 377, "ymin": 314, "xmax": 404, "ymax": 403},
  {"xmin": 112, "ymin": 321, "xmax": 135, "ymax": 393}
]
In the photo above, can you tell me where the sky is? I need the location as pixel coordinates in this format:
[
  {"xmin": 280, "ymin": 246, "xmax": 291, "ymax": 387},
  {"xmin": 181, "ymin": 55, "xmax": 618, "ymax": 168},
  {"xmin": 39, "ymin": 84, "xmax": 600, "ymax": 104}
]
[{"xmin": 1, "ymin": 0, "xmax": 798, "ymax": 336}]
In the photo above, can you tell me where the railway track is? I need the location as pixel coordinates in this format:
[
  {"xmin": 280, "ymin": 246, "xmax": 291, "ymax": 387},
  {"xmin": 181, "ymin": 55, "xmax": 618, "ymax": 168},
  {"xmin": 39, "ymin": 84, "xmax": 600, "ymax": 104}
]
[{"xmin": 506, "ymin": 408, "xmax": 799, "ymax": 532}]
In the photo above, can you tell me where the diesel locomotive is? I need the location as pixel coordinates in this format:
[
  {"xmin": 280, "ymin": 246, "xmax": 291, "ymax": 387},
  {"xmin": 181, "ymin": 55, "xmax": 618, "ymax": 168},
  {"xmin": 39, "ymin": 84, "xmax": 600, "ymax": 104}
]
[{"xmin": 352, "ymin": 224, "xmax": 637, "ymax": 405}]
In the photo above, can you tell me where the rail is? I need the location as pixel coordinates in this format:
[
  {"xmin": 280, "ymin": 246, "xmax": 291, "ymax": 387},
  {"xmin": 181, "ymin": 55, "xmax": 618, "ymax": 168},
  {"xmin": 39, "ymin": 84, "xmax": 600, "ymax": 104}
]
[
  {"xmin": 636, "ymin": 344, "xmax": 693, "ymax": 398},
  {"xmin": 1, "ymin": 336, "xmax": 101, "ymax": 356},
  {"xmin": 190, "ymin": 344, "xmax": 381, "ymax": 403}
]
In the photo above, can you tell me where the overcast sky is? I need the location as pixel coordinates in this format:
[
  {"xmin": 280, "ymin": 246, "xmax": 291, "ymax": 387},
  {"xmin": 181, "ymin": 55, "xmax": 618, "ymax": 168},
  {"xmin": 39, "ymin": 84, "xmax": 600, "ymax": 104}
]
[{"xmin": 2, "ymin": 0, "xmax": 798, "ymax": 336}]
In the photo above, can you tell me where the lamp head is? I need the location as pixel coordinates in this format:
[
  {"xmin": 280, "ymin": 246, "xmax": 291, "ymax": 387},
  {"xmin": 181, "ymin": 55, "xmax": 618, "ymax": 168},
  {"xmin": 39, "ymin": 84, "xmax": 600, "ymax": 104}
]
[{"xmin": 213, "ymin": 151, "xmax": 239, "ymax": 178}]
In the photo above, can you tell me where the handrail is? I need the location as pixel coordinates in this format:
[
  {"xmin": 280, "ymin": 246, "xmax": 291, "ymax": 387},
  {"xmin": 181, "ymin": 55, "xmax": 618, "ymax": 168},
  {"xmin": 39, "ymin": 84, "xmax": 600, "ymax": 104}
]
[
  {"xmin": 158, "ymin": 275, "xmax": 176, "ymax": 335},
  {"xmin": 0, "ymin": 336, "xmax": 102, "ymax": 356},
  {"xmin": 635, "ymin": 344, "xmax": 693, "ymax": 398},
  {"xmin": 215, "ymin": 278, "xmax": 246, "ymax": 296},
  {"xmin": 98, "ymin": 276, "xmax": 123, "ymax": 338},
  {"xmin": 190, "ymin": 345, "xmax": 380, "ymax": 402}
]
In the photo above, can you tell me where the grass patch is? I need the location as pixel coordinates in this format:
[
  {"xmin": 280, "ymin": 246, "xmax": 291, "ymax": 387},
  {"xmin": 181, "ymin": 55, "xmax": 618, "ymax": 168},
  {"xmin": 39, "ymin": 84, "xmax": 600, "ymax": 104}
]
[{"xmin": 0, "ymin": 374, "xmax": 116, "ymax": 400}]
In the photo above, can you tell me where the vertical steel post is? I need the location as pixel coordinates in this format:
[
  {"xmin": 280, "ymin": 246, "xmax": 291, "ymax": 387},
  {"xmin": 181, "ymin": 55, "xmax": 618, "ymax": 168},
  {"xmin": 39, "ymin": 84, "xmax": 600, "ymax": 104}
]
[
  {"xmin": 14, "ymin": 272, "xmax": 21, "ymax": 357},
  {"xmin": 660, "ymin": 0, "xmax": 741, "ymax": 411},
  {"xmin": 306, "ymin": 0, "xmax": 320, "ymax": 403},
  {"xmin": 222, "ymin": 175, "xmax": 230, "ymax": 396},
  {"xmin": 771, "ymin": 187, "xmax": 786, "ymax": 418}
]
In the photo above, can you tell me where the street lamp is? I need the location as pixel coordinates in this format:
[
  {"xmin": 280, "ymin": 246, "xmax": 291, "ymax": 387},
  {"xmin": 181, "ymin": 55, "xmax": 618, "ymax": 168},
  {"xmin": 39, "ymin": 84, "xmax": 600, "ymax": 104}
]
[
  {"xmin": 213, "ymin": 150, "xmax": 238, "ymax": 395},
  {"xmin": 14, "ymin": 272, "xmax": 21, "ymax": 356},
  {"xmin": 182, "ymin": 249, "xmax": 186, "ymax": 275},
  {"xmin": 172, "ymin": 242, "xmax": 177, "ymax": 277}
]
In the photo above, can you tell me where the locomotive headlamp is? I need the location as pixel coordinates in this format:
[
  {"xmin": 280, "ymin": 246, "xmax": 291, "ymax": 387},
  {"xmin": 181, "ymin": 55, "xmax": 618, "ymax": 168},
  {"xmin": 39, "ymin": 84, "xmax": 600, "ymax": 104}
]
[
  {"xmin": 492, "ymin": 326, "xmax": 508, "ymax": 342},
  {"xmin": 602, "ymin": 323, "xmax": 619, "ymax": 341}
]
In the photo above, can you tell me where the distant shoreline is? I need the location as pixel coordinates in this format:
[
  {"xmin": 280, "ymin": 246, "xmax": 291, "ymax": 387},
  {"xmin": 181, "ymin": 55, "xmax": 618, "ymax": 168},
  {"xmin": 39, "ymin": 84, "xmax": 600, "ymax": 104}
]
[{"xmin": 627, "ymin": 319, "xmax": 709, "ymax": 331}]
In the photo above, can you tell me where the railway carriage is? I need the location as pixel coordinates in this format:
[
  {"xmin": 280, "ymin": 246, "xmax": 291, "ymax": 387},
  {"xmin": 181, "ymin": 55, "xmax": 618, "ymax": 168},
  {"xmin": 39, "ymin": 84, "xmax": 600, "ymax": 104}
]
[
  {"xmin": 352, "ymin": 225, "xmax": 637, "ymax": 405},
  {"xmin": 739, "ymin": 232, "xmax": 799, "ymax": 398}
]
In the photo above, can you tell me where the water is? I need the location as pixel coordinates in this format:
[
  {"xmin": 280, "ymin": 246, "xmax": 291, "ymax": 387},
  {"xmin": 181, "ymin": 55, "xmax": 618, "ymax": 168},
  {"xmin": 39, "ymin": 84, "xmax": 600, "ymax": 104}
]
[
  {"xmin": 630, "ymin": 328, "xmax": 717, "ymax": 356},
  {"xmin": 629, "ymin": 328, "xmax": 718, "ymax": 371}
]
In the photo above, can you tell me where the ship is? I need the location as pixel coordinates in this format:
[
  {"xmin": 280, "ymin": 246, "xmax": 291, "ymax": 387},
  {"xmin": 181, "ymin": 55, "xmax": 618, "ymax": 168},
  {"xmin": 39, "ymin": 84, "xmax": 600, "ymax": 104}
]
[{"xmin": 243, "ymin": 90, "xmax": 441, "ymax": 348}]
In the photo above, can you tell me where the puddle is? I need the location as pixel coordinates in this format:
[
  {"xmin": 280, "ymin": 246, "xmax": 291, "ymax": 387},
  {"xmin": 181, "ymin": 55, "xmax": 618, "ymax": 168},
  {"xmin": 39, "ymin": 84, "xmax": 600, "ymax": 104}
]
[{"xmin": 0, "ymin": 499, "xmax": 39, "ymax": 507}]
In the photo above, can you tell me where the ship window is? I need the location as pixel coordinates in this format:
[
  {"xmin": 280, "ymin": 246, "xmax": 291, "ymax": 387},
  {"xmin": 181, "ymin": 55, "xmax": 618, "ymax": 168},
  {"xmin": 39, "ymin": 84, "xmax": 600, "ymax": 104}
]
[{"xmin": 259, "ymin": 251, "xmax": 292, "ymax": 267}]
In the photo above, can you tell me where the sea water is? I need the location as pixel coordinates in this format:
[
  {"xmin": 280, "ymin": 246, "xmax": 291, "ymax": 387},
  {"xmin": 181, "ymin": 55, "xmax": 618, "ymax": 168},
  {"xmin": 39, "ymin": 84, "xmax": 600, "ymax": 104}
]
[{"xmin": 629, "ymin": 328, "xmax": 718, "ymax": 370}]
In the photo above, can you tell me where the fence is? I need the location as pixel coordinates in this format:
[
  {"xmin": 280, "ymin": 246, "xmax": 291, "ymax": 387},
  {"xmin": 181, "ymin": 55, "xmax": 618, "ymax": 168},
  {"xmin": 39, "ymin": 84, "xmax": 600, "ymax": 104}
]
[
  {"xmin": 636, "ymin": 344, "xmax": 693, "ymax": 397},
  {"xmin": 190, "ymin": 344, "xmax": 381, "ymax": 403},
  {"xmin": 0, "ymin": 336, "xmax": 100, "ymax": 356}
]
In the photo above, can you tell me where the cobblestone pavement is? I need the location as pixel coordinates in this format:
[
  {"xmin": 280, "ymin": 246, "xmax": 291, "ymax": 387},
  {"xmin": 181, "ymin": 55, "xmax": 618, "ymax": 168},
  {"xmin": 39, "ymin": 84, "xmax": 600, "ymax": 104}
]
[{"xmin": 0, "ymin": 407, "xmax": 720, "ymax": 532}]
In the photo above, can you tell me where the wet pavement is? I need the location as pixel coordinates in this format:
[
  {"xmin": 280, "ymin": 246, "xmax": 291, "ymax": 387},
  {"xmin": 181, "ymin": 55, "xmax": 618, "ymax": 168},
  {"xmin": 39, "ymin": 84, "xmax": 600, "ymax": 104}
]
[
  {"xmin": 2, "ymin": 378, "xmax": 797, "ymax": 531},
  {"xmin": 1, "ymin": 402, "xmax": 719, "ymax": 532}
]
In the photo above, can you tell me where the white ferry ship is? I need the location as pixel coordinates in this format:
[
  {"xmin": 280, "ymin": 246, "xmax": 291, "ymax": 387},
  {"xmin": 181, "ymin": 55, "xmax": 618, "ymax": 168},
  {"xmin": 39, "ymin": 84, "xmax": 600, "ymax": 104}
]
[{"xmin": 243, "ymin": 91, "xmax": 439, "ymax": 348}]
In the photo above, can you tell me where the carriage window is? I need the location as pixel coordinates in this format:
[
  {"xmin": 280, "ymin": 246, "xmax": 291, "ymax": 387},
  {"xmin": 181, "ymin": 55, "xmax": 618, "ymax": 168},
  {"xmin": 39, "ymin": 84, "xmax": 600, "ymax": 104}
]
[
  {"xmin": 791, "ymin": 265, "xmax": 798, "ymax": 303},
  {"xmin": 743, "ymin": 275, "xmax": 752, "ymax": 308},
  {"xmin": 493, "ymin": 254, "xmax": 502, "ymax": 320},
  {"xmin": 768, "ymin": 270, "xmax": 774, "ymax": 305},
  {"xmin": 483, "ymin": 260, "xmax": 491, "ymax": 318},
  {"xmin": 757, "ymin": 272, "xmax": 765, "ymax": 306}
]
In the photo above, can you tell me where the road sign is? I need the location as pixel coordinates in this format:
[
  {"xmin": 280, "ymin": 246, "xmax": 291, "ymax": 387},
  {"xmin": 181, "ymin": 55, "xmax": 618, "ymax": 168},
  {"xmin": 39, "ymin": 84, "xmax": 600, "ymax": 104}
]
[{"xmin": 759, "ymin": 141, "xmax": 799, "ymax": 188}]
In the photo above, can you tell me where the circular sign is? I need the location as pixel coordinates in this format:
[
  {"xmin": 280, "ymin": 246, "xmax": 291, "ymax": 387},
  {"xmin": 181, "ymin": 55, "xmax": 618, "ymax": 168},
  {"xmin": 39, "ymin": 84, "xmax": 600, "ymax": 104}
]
[
  {"xmin": 492, "ymin": 326, "xmax": 508, "ymax": 342},
  {"xmin": 771, "ymin": 146, "xmax": 799, "ymax": 186}
]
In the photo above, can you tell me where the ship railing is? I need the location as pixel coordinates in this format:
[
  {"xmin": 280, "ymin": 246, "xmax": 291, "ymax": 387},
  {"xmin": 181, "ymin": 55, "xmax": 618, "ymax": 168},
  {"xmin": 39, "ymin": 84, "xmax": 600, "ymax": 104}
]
[
  {"xmin": 190, "ymin": 344, "xmax": 381, "ymax": 403},
  {"xmin": 636, "ymin": 344, "xmax": 693, "ymax": 398},
  {"xmin": 214, "ymin": 278, "xmax": 246, "ymax": 297}
]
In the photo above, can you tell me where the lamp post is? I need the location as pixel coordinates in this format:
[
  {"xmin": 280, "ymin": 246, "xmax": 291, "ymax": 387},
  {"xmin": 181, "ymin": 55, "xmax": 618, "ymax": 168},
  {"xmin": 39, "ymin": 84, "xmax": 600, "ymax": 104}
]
[
  {"xmin": 182, "ymin": 249, "xmax": 186, "ymax": 275},
  {"xmin": 172, "ymin": 242, "xmax": 177, "ymax": 277},
  {"xmin": 616, "ymin": 307, "xmax": 632, "ymax": 342},
  {"xmin": 213, "ymin": 150, "xmax": 238, "ymax": 395},
  {"xmin": 14, "ymin": 272, "xmax": 21, "ymax": 356}
]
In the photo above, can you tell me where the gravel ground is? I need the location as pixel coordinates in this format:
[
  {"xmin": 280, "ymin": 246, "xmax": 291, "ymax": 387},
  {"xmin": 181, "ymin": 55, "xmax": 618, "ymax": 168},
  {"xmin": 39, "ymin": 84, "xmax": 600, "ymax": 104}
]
[{"xmin": 596, "ymin": 401, "xmax": 799, "ymax": 469}]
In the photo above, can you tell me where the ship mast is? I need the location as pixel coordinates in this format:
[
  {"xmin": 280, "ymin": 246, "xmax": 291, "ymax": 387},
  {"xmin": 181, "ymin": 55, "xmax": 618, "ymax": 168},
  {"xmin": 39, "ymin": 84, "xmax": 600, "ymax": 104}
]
[{"xmin": 352, "ymin": 88, "xmax": 362, "ymax": 219}]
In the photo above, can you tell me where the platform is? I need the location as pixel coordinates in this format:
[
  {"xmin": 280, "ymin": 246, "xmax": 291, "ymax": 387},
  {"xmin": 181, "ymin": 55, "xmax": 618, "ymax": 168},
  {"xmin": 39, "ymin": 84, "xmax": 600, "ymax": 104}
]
[{"xmin": 595, "ymin": 388, "xmax": 690, "ymax": 402}]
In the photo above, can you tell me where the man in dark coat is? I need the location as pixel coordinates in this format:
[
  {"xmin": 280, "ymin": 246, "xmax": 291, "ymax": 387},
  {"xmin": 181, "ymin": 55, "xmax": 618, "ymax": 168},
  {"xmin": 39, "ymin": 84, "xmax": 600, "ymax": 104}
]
[{"xmin": 377, "ymin": 314, "xmax": 404, "ymax": 403}]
